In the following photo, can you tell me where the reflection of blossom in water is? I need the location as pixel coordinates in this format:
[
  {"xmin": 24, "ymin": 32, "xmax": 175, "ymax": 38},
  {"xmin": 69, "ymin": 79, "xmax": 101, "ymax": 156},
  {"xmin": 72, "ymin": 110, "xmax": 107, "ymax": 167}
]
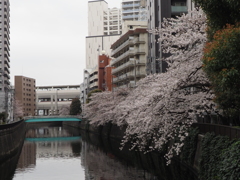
[{"xmin": 81, "ymin": 141, "xmax": 157, "ymax": 180}]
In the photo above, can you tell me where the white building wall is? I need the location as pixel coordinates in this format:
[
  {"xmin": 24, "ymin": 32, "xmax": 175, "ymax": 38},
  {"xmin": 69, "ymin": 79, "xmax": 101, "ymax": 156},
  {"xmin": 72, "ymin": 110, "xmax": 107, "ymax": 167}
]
[
  {"xmin": 85, "ymin": 35, "xmax": 120, "ymax": 69},
  {"xmin": 88, "ymin": 0, "xmax": 108, "ymax": 36}
]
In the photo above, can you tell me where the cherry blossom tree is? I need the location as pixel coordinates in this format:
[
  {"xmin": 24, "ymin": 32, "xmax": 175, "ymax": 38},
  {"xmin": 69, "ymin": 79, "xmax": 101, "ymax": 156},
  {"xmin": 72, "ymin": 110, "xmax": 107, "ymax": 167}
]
[
  {"xmin": 13, "ymin": 99, "xmax": 24, "ymax": 120},
  {"xmin": 85, "ymin": 9, "xmax": 216, "ymax": 164}
]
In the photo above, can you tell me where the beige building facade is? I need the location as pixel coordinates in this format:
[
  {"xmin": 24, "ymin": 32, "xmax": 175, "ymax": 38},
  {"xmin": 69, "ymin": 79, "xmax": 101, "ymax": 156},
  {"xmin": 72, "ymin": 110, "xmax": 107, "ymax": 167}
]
[
  {"xmin": 36, "ymin": 85, "xmax": 80, "ymax": 116},
  {"xmin": 111, "ymin": 26, "xmax": 148, "ymax": 89}
]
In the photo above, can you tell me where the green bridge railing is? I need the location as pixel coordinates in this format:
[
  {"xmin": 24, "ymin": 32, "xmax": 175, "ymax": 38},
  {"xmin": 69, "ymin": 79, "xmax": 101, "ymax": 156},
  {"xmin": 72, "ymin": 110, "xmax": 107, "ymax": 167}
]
[{"xmin": 24, "ymin": 115, "xmax": 82, "ymax": 123}]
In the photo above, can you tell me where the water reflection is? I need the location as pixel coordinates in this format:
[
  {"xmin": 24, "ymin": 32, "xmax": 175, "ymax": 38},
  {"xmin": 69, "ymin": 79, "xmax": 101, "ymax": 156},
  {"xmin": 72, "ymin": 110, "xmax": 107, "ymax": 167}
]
[
  {"xmin": 13, "ymin": 124, "xmax": 84, "ymax": 180},
  {"xmin": 81, "ymin": 131, "xmax": 198, "ymax": 180},
  {"xmin": 81, "ymin": 141, "xmax": 158, "ymax": 180}
]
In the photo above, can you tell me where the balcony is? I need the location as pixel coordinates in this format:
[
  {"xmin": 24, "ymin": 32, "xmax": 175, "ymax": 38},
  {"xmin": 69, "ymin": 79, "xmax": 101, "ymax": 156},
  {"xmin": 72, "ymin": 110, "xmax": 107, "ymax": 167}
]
[
  {"xmin": 134, "ymin": 48, "xmax": 146, "ymax": 55},
  {"xmin": 122, "ymin": 9, "xmax": 139, "ymax": 14},
  {"xmin": 4, "ymin": 77, "xmax": 10, "ymax": 85},
  {"xmin": 122, "ymin": 14, "xmax": 139, "ymax": 20},
  {"xmin": 113, "ymin": 73, "xmax": 128, "ymax": 83},
  {"xmin": 126, "ymin": 70, "xmax": 146, "ymax": 79},
  {"xmin": 4, "ymin": 56, "xmax": 10, "ymax": 63},
  {"xmin": 113, "ymin": 70, "xmax": 146, "ymax": 84},
  {"xmin": 89, "ymin": 81, "xmax": 98, "ymax": 89},
  {"xmin": 112, "ymin": 61, "xmax": 134, "ymax": 74},
  {"xmin": 133, "ymin": 37, "xmax": 146, "ymax": 44},
  {"xmin": 4, "ymin": 49, "xmax": 10, "ymax": 57},
  {"xmin": 4, "ymin": 61, "xmax": 10, "ymax": 68},
  {"xmin": 111, "ymin": 49, "xmax": 134, "ymax": 65},
  {"xmin": 111, "ymin": 38, "xmax": 134, "ymax": 56},
  {"xmin": 122, "ymin": 3, "xmax": 140, "ymax": 8},
  {"xmin": 171, "ymin": 6, "xmax": 188, "ymax": 13},
  {"xmin": 115, "ymin": 84, "xmax": 128, "ymax": 90},
  {"xmin": 4, "ymin": 72, "xmax": 10, "ymax": 79},
  {"xmin": 4, "ymin": 66, "xmax": 10, "ymax": 74},
  {"xmin": 4, "ymin": 43, "xmax": 10, "ymax": 51},
  {"xmin": 89, "ymin": 74, "xmax": 98, "ymax": 82}
]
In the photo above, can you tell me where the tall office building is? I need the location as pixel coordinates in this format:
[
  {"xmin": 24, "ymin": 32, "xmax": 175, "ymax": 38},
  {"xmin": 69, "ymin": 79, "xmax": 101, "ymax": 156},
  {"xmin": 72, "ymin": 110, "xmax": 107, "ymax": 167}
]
[
  {"xmin": 0, "ymin": 0, "xmax": 10, "ymax": 113},
  {"xmin": 147, "ymin": 0, "xmax": 194, "ymax": 75},
  {"xmin": 15, "ymin": 76, "xmax": 36, "ymax": 117}
]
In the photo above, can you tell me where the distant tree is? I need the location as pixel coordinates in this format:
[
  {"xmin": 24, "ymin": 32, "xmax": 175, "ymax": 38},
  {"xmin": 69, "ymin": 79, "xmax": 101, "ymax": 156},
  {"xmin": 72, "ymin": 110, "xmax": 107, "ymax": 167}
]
[
  {"xmin": 70, "ymin": 98, "xmax": 82, "ymax": 115},
  {"xmin": 59, "ymin": 105, "xmax": 70, "ymax": 115},
  {"xmin": 13, "ymin": 99, "xmax": 24, "ymax": 120}
]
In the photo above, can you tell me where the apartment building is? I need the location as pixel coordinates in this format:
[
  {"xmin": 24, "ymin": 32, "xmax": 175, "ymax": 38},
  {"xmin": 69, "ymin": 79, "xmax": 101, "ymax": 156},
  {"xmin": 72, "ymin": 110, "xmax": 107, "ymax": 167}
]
[
  {"xmin": 146, "ymin": 0, "xmax": 195, "ymax": 75},
  {"xmin": 0, "ymin": 0, "xmax": 10, "ymax": 113},
  {"xmin": 111, "ymin": 26, "xmax": 148, "ymax": 89},
  {"xmin": 122, "ymin": 0, "xmax": 147, "ymax": 22},
  {"xmin": 15, "ymin": 76, "xmax": 36, "ymax": 117}
]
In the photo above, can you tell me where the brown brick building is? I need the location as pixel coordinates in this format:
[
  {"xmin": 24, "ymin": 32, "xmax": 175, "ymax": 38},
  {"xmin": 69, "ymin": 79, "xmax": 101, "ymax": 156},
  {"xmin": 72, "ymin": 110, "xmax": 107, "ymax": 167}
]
[
  {"xmin": 98, "ymin": 54, "xmax": 115, "ymax": 91},
  {"xmin": 15, "ymin": 76, "xmax": 36, "ymax": 116}
]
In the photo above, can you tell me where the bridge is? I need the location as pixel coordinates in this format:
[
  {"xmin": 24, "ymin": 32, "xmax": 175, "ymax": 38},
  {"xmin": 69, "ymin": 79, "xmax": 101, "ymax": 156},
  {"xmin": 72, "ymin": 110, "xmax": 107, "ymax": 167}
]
[{"xmin": 24, "ymin": 116, "xmax": 82, "ymax": 123}]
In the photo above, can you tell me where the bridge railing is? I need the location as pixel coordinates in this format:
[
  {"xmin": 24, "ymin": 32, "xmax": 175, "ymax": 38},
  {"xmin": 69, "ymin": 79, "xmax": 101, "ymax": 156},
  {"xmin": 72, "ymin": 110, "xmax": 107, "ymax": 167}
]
[{"xmin": 24, "ymin": 115, "xmax": 82, "ymax": 120}]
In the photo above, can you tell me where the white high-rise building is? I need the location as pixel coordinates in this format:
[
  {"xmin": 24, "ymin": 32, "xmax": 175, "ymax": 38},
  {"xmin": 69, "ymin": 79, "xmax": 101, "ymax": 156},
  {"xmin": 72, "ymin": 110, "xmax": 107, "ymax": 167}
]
[
  {"xmin": 86, "ymin": 1, "xmax": 122, "ymax": 70},
  {"xmin": 0, "ymin": 0, "xmax": 10, "ymax": 113},
  {"xmin": 122, "ymin": 0, "xmax": 147, "ymax": 22},
  {"xmin": 88, "ymin": 0, "xmax": 122, "ymax": 36},
  {"xmin": 103, "ymin": 7, "xmax": 122, "ymax": 35},
  {"xmin": 84, "ymin": 1, "xmax": 122, "ymax": 96}
]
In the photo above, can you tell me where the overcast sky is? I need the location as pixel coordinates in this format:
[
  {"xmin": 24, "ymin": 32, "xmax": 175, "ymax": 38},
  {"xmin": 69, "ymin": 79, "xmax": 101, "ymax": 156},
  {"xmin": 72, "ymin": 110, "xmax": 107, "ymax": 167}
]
[{"xmin": 10, "ymin": 0, "xmax": 122, "ymax": 86}]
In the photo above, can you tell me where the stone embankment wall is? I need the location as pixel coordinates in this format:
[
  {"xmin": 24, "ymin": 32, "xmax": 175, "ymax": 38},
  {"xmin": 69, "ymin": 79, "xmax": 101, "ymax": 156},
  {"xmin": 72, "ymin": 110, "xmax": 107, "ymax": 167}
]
[{"xmin": 0, "ymin": 120, "xmax": 26, "ymax": 162}]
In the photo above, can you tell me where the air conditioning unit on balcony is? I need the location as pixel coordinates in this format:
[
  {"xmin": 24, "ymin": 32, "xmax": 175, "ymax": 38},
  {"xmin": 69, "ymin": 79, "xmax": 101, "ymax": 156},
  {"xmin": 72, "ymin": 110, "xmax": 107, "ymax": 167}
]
[{"xmin": 129, "ymin": 81, "xmax": 135, "ymax": 88}]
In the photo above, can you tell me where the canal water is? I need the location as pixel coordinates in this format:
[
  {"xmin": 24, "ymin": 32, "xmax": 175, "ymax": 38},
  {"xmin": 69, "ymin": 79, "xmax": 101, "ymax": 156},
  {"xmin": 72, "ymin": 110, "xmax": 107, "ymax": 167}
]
[{"xmin": 1, "ymin": 124, "xmax": 198, "ymax": 180}]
